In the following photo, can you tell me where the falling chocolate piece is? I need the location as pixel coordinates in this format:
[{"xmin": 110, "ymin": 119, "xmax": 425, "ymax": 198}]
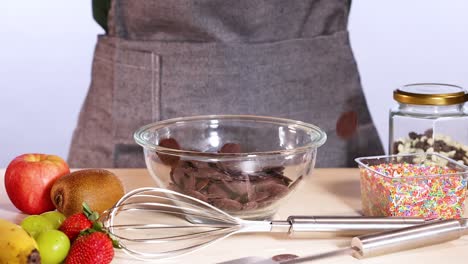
[
  {"xmin": 157, "ymin": 138, "xmax": 181, "ymax": 167},
  {"xmin": 219, "ymin": 143, "xmax": 242, "ymax": 153},
  {"xmin": 336, "ymin": 111, "xmax": 358, "ymax": 139}
]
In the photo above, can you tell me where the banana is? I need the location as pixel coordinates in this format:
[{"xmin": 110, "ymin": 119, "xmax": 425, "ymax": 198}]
[{"xmin": 0, "ymin": 218, "xmax": 40, "ymax": 264}]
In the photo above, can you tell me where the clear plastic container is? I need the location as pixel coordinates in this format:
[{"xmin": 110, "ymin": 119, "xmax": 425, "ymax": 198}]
[
  {"xmin": 389, "ymin": 83, "xmax": 468, "ymax": 165},
  {"xmin": 355, "ymin": 153, "xmax": 468, "ymax": 219}
]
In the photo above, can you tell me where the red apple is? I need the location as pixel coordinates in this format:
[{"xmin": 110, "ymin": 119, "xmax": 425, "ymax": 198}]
[{"xmin": 4, "ymin": 154, "xmax": 70, "ymax": 214}]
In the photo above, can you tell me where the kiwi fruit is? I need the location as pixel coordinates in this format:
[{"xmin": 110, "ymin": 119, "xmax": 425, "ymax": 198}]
[{"xmin": 50, "ymin": 169, "xmax": 125, "ymax": 217}]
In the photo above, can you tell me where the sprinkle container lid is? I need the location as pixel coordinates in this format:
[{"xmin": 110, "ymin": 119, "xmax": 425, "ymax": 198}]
[{"xmin": 393, "ymin": 83, "xmax": 467, "ymax": 106}]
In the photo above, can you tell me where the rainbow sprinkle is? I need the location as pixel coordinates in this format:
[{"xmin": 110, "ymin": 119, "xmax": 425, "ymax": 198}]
[{"xmin": 360, "ymin": 162, "xmax": 467, "ymax": 219}]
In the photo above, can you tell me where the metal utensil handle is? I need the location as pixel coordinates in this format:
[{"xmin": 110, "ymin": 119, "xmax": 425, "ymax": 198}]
[
  {"xmin": 284, "ymin": 216, "xmax": 426, "ymax": 236},
  {"xmin": 351, "ymin": 219, "xmax": 463, "ymax": 258}
]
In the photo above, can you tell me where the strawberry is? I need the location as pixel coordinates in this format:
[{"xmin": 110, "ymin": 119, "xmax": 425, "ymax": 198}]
[
  {"xmin": 59, "ymin": 213, "xmax": 93, "ymax": 241},
  {"xmin": 59, "ymin": 203, "xmax": 100, "ymax": 241},
  {"xmin": 65, "ymin": 231, "xmax": 114, "ymax": 264}
]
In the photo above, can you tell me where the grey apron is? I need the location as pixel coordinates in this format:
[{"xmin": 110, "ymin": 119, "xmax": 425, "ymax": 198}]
[{"xmin": 68, "ymin": 0, "xmax": 384, "ymax": 168}]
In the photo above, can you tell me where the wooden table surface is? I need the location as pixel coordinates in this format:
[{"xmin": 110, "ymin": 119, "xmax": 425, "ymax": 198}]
[{"xmin": 1, "ymin": 168, "xmax": 467, "ymax": 263}]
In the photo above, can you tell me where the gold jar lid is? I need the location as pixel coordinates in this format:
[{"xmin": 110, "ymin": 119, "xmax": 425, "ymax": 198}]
[{"xmin": 394, "ymin": 83, "xmax": 467, "ymax": 105}]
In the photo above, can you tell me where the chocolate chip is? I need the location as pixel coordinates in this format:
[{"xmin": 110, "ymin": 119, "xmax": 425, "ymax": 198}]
[
  {"xmin": 393, "ymin": 141, "xmax": 403, "ymax": 153},
  {"xmin": 394, "ymin": 130, "xmax": 468, "ymax": 164},
  {"xmin": 414, "ymin": 141, "xmax": 425, "ymax": 149},
  {"xmin": 409, "ymin": 132, "xmax": 418, "ymax": 140},
  {"xmin": 453, "ymin": 150, "xmax": 466, "ymax": 161},
  {"xmin": 424, "ymin": 129, "xmax": 434, "ymax": 138}
]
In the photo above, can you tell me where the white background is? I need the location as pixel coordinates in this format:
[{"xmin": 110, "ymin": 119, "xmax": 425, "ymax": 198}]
[{"xmin": 1, "ymin": 1, "xmax": 467, "ymax": 167}]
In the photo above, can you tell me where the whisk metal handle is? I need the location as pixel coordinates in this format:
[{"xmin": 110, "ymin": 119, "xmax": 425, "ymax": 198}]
[
  {"xmin": 351, "ymin": 219, "xmax": 467, "ymax": 258},
  {"xmin": 271, "ymin": 216, "xmax": 426, "ymax": 236}
]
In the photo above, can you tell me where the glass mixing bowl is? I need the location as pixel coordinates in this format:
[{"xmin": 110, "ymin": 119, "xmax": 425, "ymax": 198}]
[{"xmin": 134, "ymin": 115, "xmax": 327, "ymax": 219}]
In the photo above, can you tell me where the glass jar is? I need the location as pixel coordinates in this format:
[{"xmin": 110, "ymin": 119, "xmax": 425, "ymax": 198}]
[{"xmin": 389, "ymin": 83, "xmax": 468, "ymax": 165}]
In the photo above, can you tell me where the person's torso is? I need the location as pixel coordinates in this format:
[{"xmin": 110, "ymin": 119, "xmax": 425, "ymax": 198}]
[
  {"xmin": 69, "ymin": 0, "xmax": 384, "ymax": 168},
  {"xmin": 108, "ymin": 0, "xmax": 351, "ymax": 43}
]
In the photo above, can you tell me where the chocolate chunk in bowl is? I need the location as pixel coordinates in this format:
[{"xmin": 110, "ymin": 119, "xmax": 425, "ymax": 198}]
[{"xmin": 134, "ymin": 115, "xmax": 326, "ymax": 219}]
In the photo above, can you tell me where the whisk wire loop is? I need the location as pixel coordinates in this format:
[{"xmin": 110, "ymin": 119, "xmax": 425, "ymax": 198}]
[{"xmin": 102, "ymin": 187, "xmax": 246, "ymax": 260}]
